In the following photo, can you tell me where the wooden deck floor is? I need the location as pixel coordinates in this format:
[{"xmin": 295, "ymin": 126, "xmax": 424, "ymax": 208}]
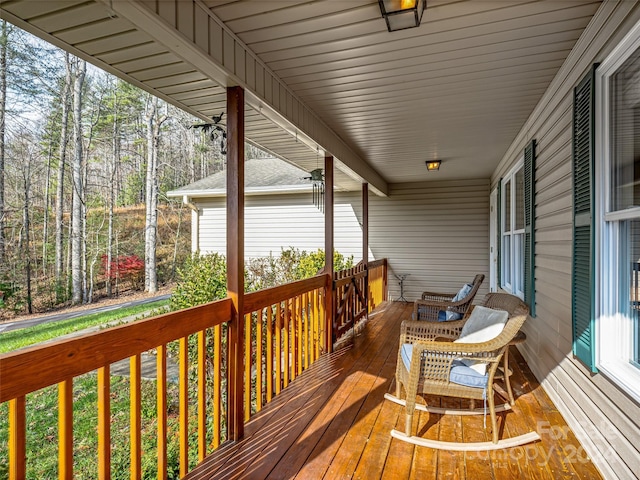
[{"xmin": 187, "ymin": 301, "xmax": 603, "ymax": 480}]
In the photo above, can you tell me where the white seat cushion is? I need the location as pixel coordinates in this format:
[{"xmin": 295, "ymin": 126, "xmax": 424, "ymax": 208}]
[
  {"xmin": 453, "ymin": 305, "xmax": 509, "ymax": 375},
  {"xmin": 400, "ymin": 343, "xmax": 488, "ymax": 389}
]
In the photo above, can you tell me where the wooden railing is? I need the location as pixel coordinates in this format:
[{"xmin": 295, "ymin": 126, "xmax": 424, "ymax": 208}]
[
  {"xmin": 0, "ymin": 261, "xmax": 387, "ymax": 479},
  {"xmin": 0, "ymin": 299, "xmax": 234, "ymax": 479},
  {"xmin": 367, "ymin": 259, "xmax": 388, "ymax": 311},
  {"xmin": 242, "ymin": 275, "xmax": 326, "ymax": 421},
  {"xmin": 332, "ymin": 259, "xmax": 388, "ymax": 344}
]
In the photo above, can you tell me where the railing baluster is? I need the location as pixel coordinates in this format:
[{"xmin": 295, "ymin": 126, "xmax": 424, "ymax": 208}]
[
  {"xmin": 178, "ymin": 337, "xmax": 188, "ymax": 477},
  {"xmin": 266, "ymin": 306, "xmax": 274, "ymax": 402},
  {"xmin": 197, "ymin": 330, "xmax": 206, "ymax": 461},
  {"xmin": 8, "ymin": 395, "xmax": 26, "ymax": 480},
  {"xmin": 303, "ymin": 292, "xmax": 309, "ymax": 370},
  {"xmin": 244, "ymin": 312, "xmax": 252, "ymax": 421},
  {"xmin": 284, "ymin": 300, "xmax": 290, "ymax": 388},
  {"xmin": 297, "ymin": 295, "xmax": 303, "ymax": 376},
  {"xmin": 58, "ymin": 378, "xmax": 73, "ymax": 480},
  {"xmin": 157, "ymin": 344, "xmax": 167, "ymax": 480},
  {"xmin": 213, "ymin": 325, "xmax": 221, "ymax": 449},
  {"xmin": 97, "ymin": 366, "xmax": 110, "ymax": 480},
  {"xmin": 130, "ymin": 354, "xmax": 142, "ymax": 480},
  {"xmin": 258, "ymin": 308, "xmax": 264, "ymax": 411},
  {"xmin": 275, "ymin": 302, "xmax": 282, "ymax": 395},
  {"xmin": 310, "ymin": 290, "xmax": 316, "ymax": 364}
]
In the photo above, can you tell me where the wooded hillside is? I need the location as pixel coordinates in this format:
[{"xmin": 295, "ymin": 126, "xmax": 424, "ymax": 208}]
[{"xmin": 0, "ymin": 21, "xmax": 266, "ymax": 315}]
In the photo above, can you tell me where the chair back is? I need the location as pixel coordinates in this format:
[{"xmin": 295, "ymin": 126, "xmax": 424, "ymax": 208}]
[
  {"xmin": 414, "ymin": 274, "xmax": 485, "ymax": 321},
  {"xmin": 477, "ymin": 292, "xmax": 529, "ymax": 317},
  {"xmin": 473, "ymin": 293, "xmax": 530, "ymax": 350}
]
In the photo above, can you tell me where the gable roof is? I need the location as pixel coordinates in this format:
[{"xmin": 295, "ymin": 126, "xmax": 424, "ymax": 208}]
[{"xmin": 167, "ymin": 157, "xmax": 316, "ymax": 198}]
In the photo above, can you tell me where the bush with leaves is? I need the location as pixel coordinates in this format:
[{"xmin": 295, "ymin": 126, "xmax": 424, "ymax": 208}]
[
  {"xmin": 296, "ymin": 249, "xmax": 354, "ymax": 279},
  {"xmin": 170, "ymin": 252, "xmax": 227, "ymax": 311},
  {"xmin": 246, "ymin": 247, "xmax": 355, "ymax": 292}
]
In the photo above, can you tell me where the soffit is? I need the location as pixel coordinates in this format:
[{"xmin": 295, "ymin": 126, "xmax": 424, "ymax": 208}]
[
  {"xmin": 206, "ymin": 0, "xmax": 601, "ymax": 181},
  {"xmin": 1, "ymin": 0, "xmax": 603, "ymax": 187}
]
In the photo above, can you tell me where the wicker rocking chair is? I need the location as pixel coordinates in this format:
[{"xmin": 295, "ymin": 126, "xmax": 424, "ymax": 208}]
[
  {"xmin": 413, "ymin": 274, "xmax": 484, "ymax": 322},
  {"xmin": 385, "ymin": 293, "xmax": 540, "ymax": 450}
]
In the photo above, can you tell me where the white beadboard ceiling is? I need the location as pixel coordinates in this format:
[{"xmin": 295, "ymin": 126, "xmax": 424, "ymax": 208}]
[{"xmin": 1, "ymin": 0, "xmax": 602, "ymax": 192}]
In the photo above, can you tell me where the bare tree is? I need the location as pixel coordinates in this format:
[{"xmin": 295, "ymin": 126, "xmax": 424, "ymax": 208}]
[
  {"xmin": 55, "ymin": 53, "xmax": 72, "ymax": 297},
  {"xmin": 0, "ymin": 21, "xmax": 7, "ymax": 263},
  {"xmin": 144, "ymin": 95, "xmax": 167, "ymax": 293},
  {"xmin": 70, "ymin": 58, "xmax": 86, "ymax": 304}
]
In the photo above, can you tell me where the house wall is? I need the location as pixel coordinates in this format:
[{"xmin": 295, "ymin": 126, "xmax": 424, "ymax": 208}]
[
  {"xmin": 369, "ymin": 178, "xmax": 490, "ymax": 303},
  {"xmin": 194, "ymin": 191, "xmax": 372, "ymax": 262},
  {"xmin": 492, "ymin": 3, "xmax": 640, "ymax": 479}
]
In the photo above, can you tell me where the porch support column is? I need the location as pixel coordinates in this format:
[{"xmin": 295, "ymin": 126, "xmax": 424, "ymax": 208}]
[
  {"xmin": 226, "ymin": 86, "xmax": 244, "ymax": 442},
  {"xmin": 324, "ymin": 155, "xmax": 334, "ymax": 352},
  {"xmin": 362, "ymin": 183, "xmax": 369, "ymax": 314}
]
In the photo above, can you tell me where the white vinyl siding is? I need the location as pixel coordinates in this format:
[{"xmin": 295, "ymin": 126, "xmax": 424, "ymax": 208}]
[
  {"xmin": 492, "ymin": 3, "xmax": 640, "ymax": 479},
  {"xmin": 195, "ymin": 192, "xmax": 369, "ymax": 262},
  {"xmin": 369, "ymin": 179, "xmax": 490, "ymax": 302}
]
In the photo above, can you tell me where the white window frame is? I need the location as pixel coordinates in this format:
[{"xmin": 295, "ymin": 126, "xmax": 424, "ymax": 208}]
[
  {"xmin": 501, "ymin": 159, "xmax": 525, "ymax": 299},
  {"xmin": 595, "ymin": 19, "xmax": 640, "ymax": 403}
]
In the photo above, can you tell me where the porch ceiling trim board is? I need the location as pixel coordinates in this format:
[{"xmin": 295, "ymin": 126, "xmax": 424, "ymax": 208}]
[{"xmin": 94, "ymin": 0, "xmax": 389, "ymax": 196}]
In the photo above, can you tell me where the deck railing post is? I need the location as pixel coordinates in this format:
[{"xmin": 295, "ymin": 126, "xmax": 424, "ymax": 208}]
[
  {"xmin": 226, "ymin": 85, "xmax": 245, "ymax": 441},
  {"xmin": 324, "ymin": 155, "xmax": 334, "ymax": 351},
  {"xmin": 362, "ymin": 183, "xmax": 369, "ymax": 314}
]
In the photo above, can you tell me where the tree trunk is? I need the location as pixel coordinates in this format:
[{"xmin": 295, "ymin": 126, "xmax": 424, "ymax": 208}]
[
  {"xmin": 144, "ymin": 97, "xmax": 166, "ymax": 293},
  {"xmin": 107, "ymin": 81, "xmax": 119, "ymax": 297},
  {"xmin": 23, "ymin": 162, "xmax": 32, "ymax": 314},
  {"xmin": 55, "ymin": 53, "xmax": 72, "ymax": 298},
  {"xmin": 0, "ymin": 21, "xmax": 7, "ymax": 263},
  {"xmin": 71, "ymin": 58, "xmax": 86, "ymax": 304},
  {"xmin": 42, "ymin": 142, "xmax": 52, "ymax": 276}
]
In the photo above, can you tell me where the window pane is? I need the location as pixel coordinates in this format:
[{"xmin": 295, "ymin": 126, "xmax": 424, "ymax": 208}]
[
  {"xmin": 620, "ymin": 220, "xmax": 640, "ymax": 367},
  {"xmin": 515, "ymin": 168, "xmax": 525, "ymax": 230},
  {"xmin": 502, "ymin": 235, "xmax": 511, "ymax": 287},
  {"xmin": 514, "ymin": 233, "xmax": 525, "ymax": 295},
  {"xmin": 610, "ymin": 45, "xmax": 640, "ymax": 211},
  {"xmin": 504, "ymin": 179, "xmax": 511, "ymax": 232}
]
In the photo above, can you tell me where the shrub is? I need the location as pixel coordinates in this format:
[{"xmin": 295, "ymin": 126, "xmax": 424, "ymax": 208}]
[
  {"xmin": 170, "ymin": 252, "xmax": 227, "ymax": 311},
  {"xmin": 296, "ymin": 249, "xmax": 354, "ymax": 279},
  {"xmin": 101, "ymin": 254, "xmax": 145, "ymax": 290}
]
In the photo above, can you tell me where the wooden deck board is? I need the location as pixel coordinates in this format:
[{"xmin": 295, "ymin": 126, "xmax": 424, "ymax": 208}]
[{"xmin": 187, "ymin": 302, "xmax": 604, "ymax": 480}]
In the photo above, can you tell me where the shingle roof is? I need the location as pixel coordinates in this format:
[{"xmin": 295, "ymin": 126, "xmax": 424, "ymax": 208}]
[{"xmin": 168, "ymin": 157, "xmax": 315, "ymax": 197}]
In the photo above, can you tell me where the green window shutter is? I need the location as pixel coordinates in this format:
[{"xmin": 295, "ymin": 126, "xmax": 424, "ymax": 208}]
[
  {"xmin": 497, "ymin": 180, "xmax": 502, "ymax": 288},
  {"xmin": 572, "ymin": 65, "xmax": 597, "ymax": 372},
  {"xmin": 524, "ymin": 140, "xmax": 536, "ymax": 316}
]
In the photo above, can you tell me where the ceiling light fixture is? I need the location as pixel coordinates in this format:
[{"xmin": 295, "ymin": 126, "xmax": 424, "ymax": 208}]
[
  {"xmin": 426, "ymin": 160, "xmax": 441, "ymax": 171},
  {"xmin": 378, "ymin": 0, "xmax": 426, "ymax": 32}
]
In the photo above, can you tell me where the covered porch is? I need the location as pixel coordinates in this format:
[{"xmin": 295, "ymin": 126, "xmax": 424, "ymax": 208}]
[
  {"xmin": 188, "ymin": 301, "xmax": 602, "ymax": 480},
  {"xmin": 2, "ymin": 1, "xmax": 640, "ymax": 478}
]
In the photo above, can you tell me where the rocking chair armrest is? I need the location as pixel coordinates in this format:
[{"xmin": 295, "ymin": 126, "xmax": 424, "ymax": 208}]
[
  {"xmin": 412, "ymin": 298, "xmax": 466, "ymax": 322},
  {"xmin": 411, "ymin": 339, "xmax": 506, "ymax": 361},
  {"xmin": 421, "ymin": 291, "xmax": 456, "ymax": 302},
  {"xmin": 400, "ymin": 319, "xmax": 466, "ymax": 344}
]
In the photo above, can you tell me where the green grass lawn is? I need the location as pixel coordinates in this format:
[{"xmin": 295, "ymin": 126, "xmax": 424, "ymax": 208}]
[
  {"xmin": 0, "ymin": 300, "xmax": 170, "ymax": 354},
  {"xmin": 0, "ymin": 374, "xmax": 188, "ymax": 480}
]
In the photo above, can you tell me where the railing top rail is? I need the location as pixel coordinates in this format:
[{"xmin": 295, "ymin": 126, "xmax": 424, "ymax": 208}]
[
  {"xmin": 0, "ymin": 298, "xmax": 233, "ymax": 403},
  {"xmin": 367, "ymin": 259, "xmax": 386, "ymax": 269},
  {"xmin": 334, "ymin": 271, "xmax": 367, "ymax": 288},
  {"xmin": 243, "ymin": 274, "xmax": 327, "ymax": 313}
]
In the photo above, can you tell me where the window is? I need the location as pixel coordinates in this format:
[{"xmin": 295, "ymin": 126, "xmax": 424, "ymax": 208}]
[
  {"xmin": 497, "ymin": 140, "xmax": 536, "ymax": 312},
  {"xmin": 501, "ymin": 162, "xmax": 525, "ymax": 298},
  {"xmin": 594, "ymin": 19, "xmax": 640, "ymax": 401}
]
